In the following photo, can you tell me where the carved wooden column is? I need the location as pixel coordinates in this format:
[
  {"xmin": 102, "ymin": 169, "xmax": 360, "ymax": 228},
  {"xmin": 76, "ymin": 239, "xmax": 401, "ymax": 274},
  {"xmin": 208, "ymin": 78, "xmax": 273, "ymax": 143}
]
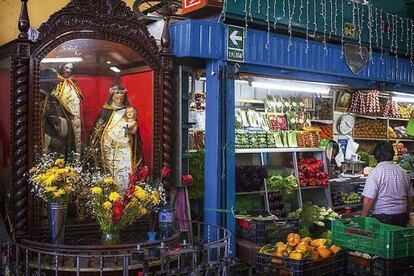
[
  {"xmin": 11, "ymin": 0, "xmax": 31, "ymax": 238},
  {"xmin": 158, "ymin": 4, "xmax": 176, "ymax": 178}
]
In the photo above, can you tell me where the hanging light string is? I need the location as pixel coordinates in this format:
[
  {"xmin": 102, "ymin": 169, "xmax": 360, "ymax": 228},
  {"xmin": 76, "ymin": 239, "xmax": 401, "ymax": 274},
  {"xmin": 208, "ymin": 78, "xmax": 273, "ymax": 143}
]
[
  {"xmin": 313, "ymin": 0, "xmax": 318, "ymax": 37},
  {"xmin": 321, "ymin": 0, "xmax": 328, "ymax": 55},
  {"xmin": 410, "ymin": 20, "xmax": 414, "ymax": 66},
  {"xmin": 374, "ymin": 7, "xmax": 379, "ymax": 49},
  {"xmin": 334, "ymin": 0, "xmax": 338, "ymax": 36},
  {"xmin": 305, "ymin": 0, "xmax": 310, "ymax": 54},
  {"xmin": 340, "ymin": 0, "xmax": 344, "ymax": 58},
  {"xmin": 329, "ymin": 0, "xmax": 333, "ymax": 38},
  {"xmin": 299, "ymin": 0, "xmax": 303, "ymax": 22},
  {"xmin": 266, "ymin": 0, "xmax": 271, "ymax": 49},
  {"xmin": 273, "ymin": 0, "xmax": 278, "ymax": 29},
  {"xmin": 380, "ymin": 10, "xmax": 384, "ymax": 63},
  {"xmin": 237, "ymin": 0, "xmax": 413, "ymax": 68},
  {"xmin": 287, "ymin": 0, "xmax": 296, "ymax": 50},
  {"xmin": 406, "ymin": 18, "xmax": 410, "ymax": 57},
  {"xmin": 368, "ymin": 4, "xmax": 373, "ymax": 63}
]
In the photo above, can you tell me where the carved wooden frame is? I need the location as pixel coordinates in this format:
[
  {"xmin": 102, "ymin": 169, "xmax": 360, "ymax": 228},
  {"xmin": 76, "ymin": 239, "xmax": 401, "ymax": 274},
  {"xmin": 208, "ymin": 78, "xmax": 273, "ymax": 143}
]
[{"xmin": 10, "ymin": 0, "xmax": 174, "ymax": 238}]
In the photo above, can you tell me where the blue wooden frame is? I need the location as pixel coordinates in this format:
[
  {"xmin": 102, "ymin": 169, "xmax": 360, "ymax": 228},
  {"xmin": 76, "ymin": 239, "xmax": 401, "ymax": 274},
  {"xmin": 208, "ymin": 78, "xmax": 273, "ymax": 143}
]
[{"xmin": 170, "ymin": 19, "xmax": 414, "ymax": 255}]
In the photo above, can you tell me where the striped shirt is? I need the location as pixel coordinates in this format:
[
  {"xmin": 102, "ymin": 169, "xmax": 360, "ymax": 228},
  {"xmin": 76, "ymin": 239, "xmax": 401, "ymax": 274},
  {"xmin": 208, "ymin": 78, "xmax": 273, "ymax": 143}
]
[{"xmin": 362, "ymin": 161, "xmax": 414, "ymax": 215}]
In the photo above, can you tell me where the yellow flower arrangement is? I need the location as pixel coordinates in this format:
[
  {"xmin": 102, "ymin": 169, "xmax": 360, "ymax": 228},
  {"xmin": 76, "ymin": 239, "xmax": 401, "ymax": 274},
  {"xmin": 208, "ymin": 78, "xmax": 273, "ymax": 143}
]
[
  {"xmin": 102, "ymin": 201, "xmax": 112, "ymax": 209},
  {"xmin": 89, "ymin": 174, "xmax": 165, "ymax": 236},
  {"xmin": 28, "ymin": 155, "xmax": 79, "ymax": 204},
  {"xmin": 103, "ymin": 177, "xmax": 114, "ymax": 184},
  {"xmin": 54, "ymin": 159, "xmax": 65, "ymax": 167},
  {"xmin": 108, "ymin": 192, "xmax": 121, "ymax": 202},
  {"xmin": 53, "ymin": 188, "xmax": 65, "ymax": 198},
  {"xmin": 134, "ymin": 185, "xmax": 148, "ymax": 199},
  {"xmin": 91, "ymin": 187, "xmax": 103, "ymax": 194}
]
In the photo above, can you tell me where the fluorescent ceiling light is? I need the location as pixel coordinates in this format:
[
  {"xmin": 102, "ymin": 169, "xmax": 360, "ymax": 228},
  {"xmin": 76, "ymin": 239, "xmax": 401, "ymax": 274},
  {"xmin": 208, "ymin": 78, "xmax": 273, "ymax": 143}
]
[
  {"xmin": 41, "ymin": 57, "xmax": 83, "ymax": 63},
  {"xmin": 392, "ymin": 91, "xmax": 414, "ymax": 97},
  {"xmin": 110, "ymin": 66, "xmax": 121, "ymax": 73},
  {"xmin": 393, "ymin": 96, "xmax": 414, "ymax": 103},
  {"xmin": 251, "ymin": 81, "xmax": 330, "ymax": 94}
]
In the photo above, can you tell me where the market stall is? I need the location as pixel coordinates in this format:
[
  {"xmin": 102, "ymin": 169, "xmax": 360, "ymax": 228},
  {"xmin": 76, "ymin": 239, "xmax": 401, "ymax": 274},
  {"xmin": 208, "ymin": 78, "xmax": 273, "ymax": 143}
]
[
  {"xmin": 170, "ymin": 0, "xmax": 414, "ymax": 271},
  {"xmin": 0, "ymin": 0, "xmax": 233, "ymax": 274}
]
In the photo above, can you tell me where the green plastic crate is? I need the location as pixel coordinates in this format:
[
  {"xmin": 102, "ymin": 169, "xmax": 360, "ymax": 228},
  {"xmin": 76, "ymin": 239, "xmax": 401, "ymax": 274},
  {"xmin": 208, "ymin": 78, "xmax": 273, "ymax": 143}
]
[{"xmin": 332, "ymin": 217, "xmax": 414, "ymax": 259}]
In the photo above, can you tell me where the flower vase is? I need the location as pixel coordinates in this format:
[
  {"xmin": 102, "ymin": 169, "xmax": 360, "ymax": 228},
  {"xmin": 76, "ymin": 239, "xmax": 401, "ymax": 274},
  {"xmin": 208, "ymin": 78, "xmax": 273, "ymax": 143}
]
[
  {"xmin": 101, "ymin": 231, "xmax": 121, "ymax": 245},
  {"xmin": 48, "ymin": 202, "xmax": 68, "ymax": 244}
]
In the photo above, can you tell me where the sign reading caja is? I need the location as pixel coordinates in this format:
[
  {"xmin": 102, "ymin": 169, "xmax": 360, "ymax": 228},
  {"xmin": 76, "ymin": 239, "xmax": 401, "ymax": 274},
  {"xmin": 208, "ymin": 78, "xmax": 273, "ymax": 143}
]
[{"xmin": 227, "ymin": 25, "xmax": 245, "ymax": 62}]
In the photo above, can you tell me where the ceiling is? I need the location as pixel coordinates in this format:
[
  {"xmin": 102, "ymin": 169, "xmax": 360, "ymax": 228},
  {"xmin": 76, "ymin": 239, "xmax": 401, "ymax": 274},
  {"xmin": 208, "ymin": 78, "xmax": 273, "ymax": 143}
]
[{"xmin": 40, "ymin": 39, "xmax": 146, "ymax": 76}]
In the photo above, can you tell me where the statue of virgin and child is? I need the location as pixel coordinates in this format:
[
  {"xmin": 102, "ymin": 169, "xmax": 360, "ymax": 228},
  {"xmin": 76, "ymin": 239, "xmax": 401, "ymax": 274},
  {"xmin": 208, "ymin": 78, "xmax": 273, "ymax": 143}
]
[{"xmin": 40, "ymin": 64, "xmax": 143, "ymax": 193}]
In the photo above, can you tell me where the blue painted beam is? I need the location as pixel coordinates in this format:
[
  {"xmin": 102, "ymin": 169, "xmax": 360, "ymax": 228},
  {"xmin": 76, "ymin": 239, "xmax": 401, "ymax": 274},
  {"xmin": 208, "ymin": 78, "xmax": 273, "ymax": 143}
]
[
  {"xmin": 170, "ymin": 19, "xmax": 414, "ymax": 89},
  {"xmin": 204, "ymin": 60, "xmax": 223, "ymax": 232}
]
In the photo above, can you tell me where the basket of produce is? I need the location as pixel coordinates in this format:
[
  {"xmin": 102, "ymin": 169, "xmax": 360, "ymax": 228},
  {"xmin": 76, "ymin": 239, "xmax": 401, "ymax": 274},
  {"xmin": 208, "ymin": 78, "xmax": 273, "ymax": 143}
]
[
  {"xmin": 297, "ymin": 158, "xmax": 328, "ymax": 187},
  {"xmin": 236, "ymin": 216, "xmax": 300, "ymax": 245},
  {"xmin": 346, "ymin": 251, "xmax": 414, "ymax": 276},
  {"xmin": 354, "ymin": 118, "xmax": 387, "ymax": 139},
  {"xmin": 296, "ymin": 131, "xmax": 320, "ymax": 148},
  {"xmin": 236, "ymin": 166, "xmax": 267, "ymax": 192},
  {"xmin": 332, "ymin": 217, "xmax": 414, "ymax": 259},
  {"xmin": 257, "ymin": 233, "xmax": 345, "ymax": 275}
]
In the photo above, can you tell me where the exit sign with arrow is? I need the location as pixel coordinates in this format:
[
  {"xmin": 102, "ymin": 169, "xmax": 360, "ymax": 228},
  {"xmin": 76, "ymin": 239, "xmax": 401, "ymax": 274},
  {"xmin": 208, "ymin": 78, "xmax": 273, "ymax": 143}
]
[{"xmin": 227, "ymin": 25, "xmax": 245, "ymax": 62}]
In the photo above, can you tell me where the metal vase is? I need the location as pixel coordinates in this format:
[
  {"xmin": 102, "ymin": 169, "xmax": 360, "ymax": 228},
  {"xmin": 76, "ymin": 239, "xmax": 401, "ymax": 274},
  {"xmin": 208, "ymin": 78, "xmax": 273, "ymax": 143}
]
[{"xmin": 48, "ymin": 202, "xmax": 68, "ymax": 244}]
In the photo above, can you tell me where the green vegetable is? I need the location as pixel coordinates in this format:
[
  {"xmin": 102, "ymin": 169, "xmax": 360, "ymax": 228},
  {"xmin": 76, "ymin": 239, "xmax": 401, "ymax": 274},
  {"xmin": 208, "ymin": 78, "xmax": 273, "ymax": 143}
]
[
  {"xmin": 295, "ymin": 202, "xmax": 338, "ymax": 233},
  {"xmin": 266, "ymin": 174, "xmax": 298, "ymax": 198}
]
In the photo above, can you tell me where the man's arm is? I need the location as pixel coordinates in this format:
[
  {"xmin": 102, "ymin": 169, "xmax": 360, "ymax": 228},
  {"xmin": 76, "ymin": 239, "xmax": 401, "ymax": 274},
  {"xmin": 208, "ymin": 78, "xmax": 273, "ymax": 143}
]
[
  {"xmin": 361, "ymin": 196, "xmax": 375, "ymax": 217},
  {"xmin": 408, "ymin": 196, "xmax": 414, "ymax": 212}
]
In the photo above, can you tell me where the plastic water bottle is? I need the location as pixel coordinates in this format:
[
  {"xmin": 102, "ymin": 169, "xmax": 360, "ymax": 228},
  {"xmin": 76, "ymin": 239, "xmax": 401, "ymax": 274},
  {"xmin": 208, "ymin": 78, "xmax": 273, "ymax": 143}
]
[{"xmin": 159, "ymin": 205, "xmax": 173, "ymax": 239}]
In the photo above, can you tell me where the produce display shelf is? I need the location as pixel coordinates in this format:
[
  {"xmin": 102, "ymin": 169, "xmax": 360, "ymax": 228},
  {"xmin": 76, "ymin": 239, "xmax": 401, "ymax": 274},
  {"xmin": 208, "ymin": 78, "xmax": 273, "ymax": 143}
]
[
  {"xmin": 299, "ymin": 185, "xmax": 327, "ymax": 190},
  {"xmin": 330, "ymin": 180, "xmax": 366, "ymax": 185},
  {"xmin": 333, "ymin": 203, "xmax": 362, "ymax": 210},
  {"xmin": 354, "ymin": 114, "xmax": 388, "ymax": 120},
  {"xmin": 310, "ymin": 119, "xmax": 333, "ymax": 124},
  {"xmin": 354, "ymin": 137, "xmax": 388, "ymax": 141},
  {"xmin": 236, "ymin": 191, "xmax": 266, "ymax": 195},
  {"xmin": 354, "ymin": 137, "xmax": 414, "ymax": 142},
  {"xmin": 388, "ymin": 117, "xmax": 409, "ymax": 122},
  {"xmin": 388, "ymin": 138, "xmax": 414, "ymax": 142},
  {"xmin": 235, "ymin": 148, "xmax": 325, "ymax": 153}
]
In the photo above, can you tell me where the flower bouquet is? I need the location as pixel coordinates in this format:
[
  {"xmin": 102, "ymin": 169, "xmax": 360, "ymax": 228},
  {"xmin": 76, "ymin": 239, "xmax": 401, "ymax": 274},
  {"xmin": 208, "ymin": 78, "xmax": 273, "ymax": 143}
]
[
  {"xmin": 28, "ymin": 153, "xmax": 81, "ymax": 244},
  {"xmin": 89, "ymin": 166, "xmax": 166, "ymax": 245}
]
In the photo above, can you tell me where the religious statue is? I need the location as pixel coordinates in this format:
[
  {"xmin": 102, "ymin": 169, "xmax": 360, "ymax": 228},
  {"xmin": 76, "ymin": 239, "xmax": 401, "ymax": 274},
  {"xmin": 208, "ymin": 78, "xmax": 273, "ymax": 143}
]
[
  {"xmin": 40, "ymin": 63, "xmax": 83, "ymax": 155},
  {"xmin": 90, "ymin": 85, "xmax": 143, "ymax": 192}
]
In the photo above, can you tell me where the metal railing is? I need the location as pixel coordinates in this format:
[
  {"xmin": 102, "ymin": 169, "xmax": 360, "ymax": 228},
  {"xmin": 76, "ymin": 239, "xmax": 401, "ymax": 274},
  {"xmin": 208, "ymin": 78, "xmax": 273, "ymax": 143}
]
[{"xmin": 0, "ymin": 220, "xmax": 233, "ymax": 275}]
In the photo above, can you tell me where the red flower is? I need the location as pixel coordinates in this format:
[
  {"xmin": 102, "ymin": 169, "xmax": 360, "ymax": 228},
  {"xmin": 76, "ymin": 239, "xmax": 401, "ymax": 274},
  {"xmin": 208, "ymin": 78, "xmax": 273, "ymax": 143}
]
[
  {"xmin": 112, "ymin": 201, "xmax": 124, "ymax": 223},
  {"xmin": 127, "ymin": 185, "xmax": 135, "ymax": 197},
  {"xmin": 161, "ymin": 167, "xmax": 171, "ymax": 179},
  {"xmin": 128, "ymin": 171, "xmax": 139, "ymax": 186},
  {"xmin": 139, "ymin": 166, "xmax": 149, "ymax": 181},
  {"xmin": 182, "ymin": 174, "xmax": 193, "ymax": 185}
]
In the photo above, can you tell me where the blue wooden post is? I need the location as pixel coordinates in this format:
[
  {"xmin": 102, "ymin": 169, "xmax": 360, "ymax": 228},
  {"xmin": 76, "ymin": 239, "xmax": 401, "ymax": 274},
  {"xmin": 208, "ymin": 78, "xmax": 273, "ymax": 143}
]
[
  {"xmin": 204, "ymin": 60, "xmax": 223, "ymax": 232},
  {"xmin": 204, "ymin": 60, "xmax": 236, "ymax": 255},
  {"xmin": 224, "ymin": 65, "xmax": 236, "ymax": 255}
]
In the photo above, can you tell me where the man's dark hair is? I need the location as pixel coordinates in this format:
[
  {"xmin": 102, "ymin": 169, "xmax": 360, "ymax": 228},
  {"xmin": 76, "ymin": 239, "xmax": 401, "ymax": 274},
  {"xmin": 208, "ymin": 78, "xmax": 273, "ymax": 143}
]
[{"xmin": 374, "ymin": 141, "xmax": 394, "ymax": 163}]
